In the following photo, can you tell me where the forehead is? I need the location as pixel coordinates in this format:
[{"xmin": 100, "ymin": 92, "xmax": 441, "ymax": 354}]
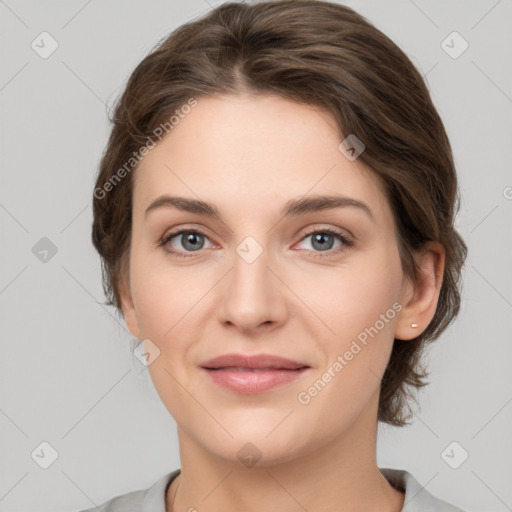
[{"xmin": 133, "ymin": 94, "xmax": 391, "ymax": 223}]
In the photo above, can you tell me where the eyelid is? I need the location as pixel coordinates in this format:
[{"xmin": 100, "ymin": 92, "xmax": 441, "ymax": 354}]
[
  {"xmin": 292, "ymin": 226, "xmax": 354, "ymax": 257},
  {"xmin": 159, "ymin": 223, "xmax": 215, "ymax": 244},
  {"xmin": 295, "ymin": 224, "xmax": 355, "ymax": 244},
  {"xmin": 159, "ymin": 226, "xmax": 216, "ymax": 256}
]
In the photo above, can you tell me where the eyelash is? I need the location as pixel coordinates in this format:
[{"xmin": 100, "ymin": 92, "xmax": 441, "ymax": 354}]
[{"xmin": 159, "ymin": 227, "xmax": 354, "ymax": 259}]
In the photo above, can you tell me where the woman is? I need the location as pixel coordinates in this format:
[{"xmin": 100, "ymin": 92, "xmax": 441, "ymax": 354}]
[{"xmin": 86, "ymin": 1, "xmax": 467, "ymax": 510}]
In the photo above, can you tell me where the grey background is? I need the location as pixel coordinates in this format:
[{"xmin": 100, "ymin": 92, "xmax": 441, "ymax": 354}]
[{"xmin": 1, "ymin": 0, "xmax": 511, "ymax": 511}]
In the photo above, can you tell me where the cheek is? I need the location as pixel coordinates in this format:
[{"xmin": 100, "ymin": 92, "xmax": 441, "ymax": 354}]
[
  {"xmin": 317, "ymin": 249, "xmax": 403, "ymax": 341},
  {"xmin": 295, "ymin": 257, "xmax": 402, "ymax": 429},
  {"xmin": 304, "ymin": 248, "xmax": 403, "ymax": 417},
  {"xmin": 130, "ymin": 249, "xmax": 208, "ymax": 339},
  {"xmin": 129, "ymin": 254, "xmax": 209, "ymax": 419}
]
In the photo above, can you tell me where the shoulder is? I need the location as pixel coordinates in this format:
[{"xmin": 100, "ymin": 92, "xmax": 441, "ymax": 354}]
[
  {"xmin": 76, "ymin": 469, "xmax": 180, "ymax": 512},
  {"xmin": 380, "ymin": 467, "xmax": 465, "ymax": 512},
  {"xmin": 79, "ymin": 488, "xmax": 145, "ymax": 512}
]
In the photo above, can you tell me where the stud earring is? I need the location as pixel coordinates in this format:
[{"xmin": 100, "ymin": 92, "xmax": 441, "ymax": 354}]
[{"xmin": 411, "ymin": 323, "xmax": 418, "ymax": 328}]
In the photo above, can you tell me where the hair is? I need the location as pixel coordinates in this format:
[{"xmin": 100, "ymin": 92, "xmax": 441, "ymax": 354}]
[{"xmin": 91, "ymin": 0, "xmax": 467, "ymax": 427}]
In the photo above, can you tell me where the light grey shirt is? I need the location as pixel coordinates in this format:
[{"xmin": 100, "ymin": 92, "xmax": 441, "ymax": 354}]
[{"xmin": 78, "ymin": 467, "xmax": 465, "ymax": 512}]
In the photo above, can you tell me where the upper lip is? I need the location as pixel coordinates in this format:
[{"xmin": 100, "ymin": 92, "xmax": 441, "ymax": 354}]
[{"xmin": 200, "ymin": 353, "xmax": 309, "ymax": 370}]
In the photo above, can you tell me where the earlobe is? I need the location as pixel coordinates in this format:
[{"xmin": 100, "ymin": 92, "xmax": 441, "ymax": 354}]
[{"xmin": 394, "ymin": 242, "xmax": 445, "ymax": 341}]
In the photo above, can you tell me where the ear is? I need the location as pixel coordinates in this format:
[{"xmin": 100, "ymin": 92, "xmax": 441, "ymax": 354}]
[
  {"xmin": 118, "ymin": 276, "xmax": 142, "ymax": 340},
  {"xmin": 395, "ymin": 241, "xmax": 445, "ymax": 341}
]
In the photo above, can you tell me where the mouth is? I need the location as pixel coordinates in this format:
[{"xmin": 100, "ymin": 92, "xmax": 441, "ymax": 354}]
[{"xmin": 199, "ymin": 353, "xmax": 310, "ymax": 394}]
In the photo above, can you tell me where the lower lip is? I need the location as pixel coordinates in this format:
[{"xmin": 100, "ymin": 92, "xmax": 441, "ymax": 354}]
[{"xmin": 201, "ymin": 367, "xmax": 309, "ymax": 394}]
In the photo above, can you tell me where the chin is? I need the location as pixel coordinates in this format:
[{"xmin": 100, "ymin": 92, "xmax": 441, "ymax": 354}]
[
  {"xmin": 194, "ymin": 421, "xmax": 312, "ymax": 468},
  {"xmin": 213, "ymin": 438, "xmax": 306, "ymax": 469}
]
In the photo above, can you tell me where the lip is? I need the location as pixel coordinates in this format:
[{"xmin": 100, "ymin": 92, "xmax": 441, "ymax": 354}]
[
  {"xmin": 200, "ymin": 353, "xmax": 310, "ymax": 394},
  {"xmin": 201, "ymin": 353, "xmax": 307, "ymax": 370}
]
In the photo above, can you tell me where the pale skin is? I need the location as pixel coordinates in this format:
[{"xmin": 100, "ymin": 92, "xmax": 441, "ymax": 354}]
[{"xmin": 119, "ymin": 93, "xmax": 445, "ymax": 512}]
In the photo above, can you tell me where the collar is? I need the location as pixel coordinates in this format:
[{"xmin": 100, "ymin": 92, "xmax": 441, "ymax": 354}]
[{"xmin": 140, "ymin": 467, "xmax": 463, "ymax": 512}]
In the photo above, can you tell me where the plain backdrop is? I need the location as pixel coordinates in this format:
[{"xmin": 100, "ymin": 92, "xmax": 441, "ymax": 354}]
[{"xmin": 1, "ymin": 1, "xmax": 511, "ymax": 511}]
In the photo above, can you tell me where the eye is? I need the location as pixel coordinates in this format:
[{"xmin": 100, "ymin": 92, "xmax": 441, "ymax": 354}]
[
  {"xmin": 160, "ymin": 227, "xmax": 354, "ymax": 259},
  {"xmin": 295, "ymin": 228, "xmax": 354, "ymax": 256},
  {"xmin": 160, "ymin": 229, "xmax": 214, "ymax": 258}
]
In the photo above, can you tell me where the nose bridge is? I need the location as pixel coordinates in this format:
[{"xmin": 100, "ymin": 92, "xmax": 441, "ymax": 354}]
[
  {"xmin": 235, "ymin": 234, "xmax": 266, "ymax": 267},
  {"xmin": 231, "ymin": 233, "xmax": 272, "ymax": 300},
  {"xmin": 220, "ymin": 232, "xmax": 283, "ymax": 330}
]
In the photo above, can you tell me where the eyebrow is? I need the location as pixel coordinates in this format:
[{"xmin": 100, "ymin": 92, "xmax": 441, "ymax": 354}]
[{"xmin": 144, "ymin": 194, "xmax": 375, "ymax": 222}]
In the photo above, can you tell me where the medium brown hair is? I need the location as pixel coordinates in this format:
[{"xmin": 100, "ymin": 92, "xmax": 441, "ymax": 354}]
[{"xmin": 91, "ymin": 0, "xmax": 467, "ymax": 426}]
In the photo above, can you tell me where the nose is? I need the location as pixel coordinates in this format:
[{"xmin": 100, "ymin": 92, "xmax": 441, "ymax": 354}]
[{"xmin": 218, "ymin": 239, "xmax": 287, "ymax": 335}]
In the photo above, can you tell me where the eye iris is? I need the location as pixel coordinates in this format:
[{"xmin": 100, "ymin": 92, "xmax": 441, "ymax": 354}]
[
  {"xmin": 312, "ymin": 233, "xmax": 334, "ymax": 251},
  {"xmin": 182, "ymin": 232, "xmax": 204, "ymax": 251}
]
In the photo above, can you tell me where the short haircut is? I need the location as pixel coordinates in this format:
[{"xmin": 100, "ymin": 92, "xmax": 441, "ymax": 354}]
[{"xmin": 92, "ymin": 0, "xmax": 468, "ymax": 427}]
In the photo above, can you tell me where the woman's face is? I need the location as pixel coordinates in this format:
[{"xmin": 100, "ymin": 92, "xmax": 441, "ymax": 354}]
[{"xmin": 121, "ymin": 94, "xmax": 413, "ymax": 465}]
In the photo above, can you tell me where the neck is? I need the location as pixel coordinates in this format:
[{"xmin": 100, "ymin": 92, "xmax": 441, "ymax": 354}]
[{"xmin": 166, "ymin": 391, "xmax": 404, "ymax": 512}]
